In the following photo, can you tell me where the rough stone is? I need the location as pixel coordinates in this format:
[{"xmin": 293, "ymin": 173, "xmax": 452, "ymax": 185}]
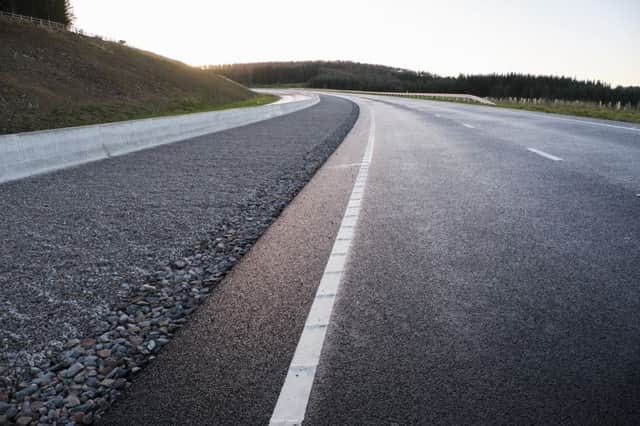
[
  {"xmin": 63, "ymin": 363, "xmax": 84, "ymax": 379},
  {"xmin": 15, "ymin": 384, "xmax": 38, "ymax": 401},
  {"xmin": 96, "ymin": 350, "xmax": 111, "ymax": 359},
  {"xmin": 0, "ymin": 97, "xmax": 359, "ymax": 426},
  {"xmin": 64, "ymin": 395, "xmax": 80, "ymax": 408},
  {"xmin": 15, "ymin": 416, "xmax": 33, "ymax": 426},
  {"xmin": 80, "ymin": 338, "xmax": 97, "ymax": 349}
]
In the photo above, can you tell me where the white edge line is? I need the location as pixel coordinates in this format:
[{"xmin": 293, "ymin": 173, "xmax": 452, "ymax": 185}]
[
  {"xmin": 527, "ymin": 147, "xmax": 563, "ymax": 161},
  {"xmin": 542, "ymin": 115, "xmax": 640, "ymax": 132},
  {"xmin": 269, "ymin": 106, "xmax": 376, "ymax": 426},
  {"xmin": 462, "ymin": 123, "xmax": 475, "ymax": 129}
]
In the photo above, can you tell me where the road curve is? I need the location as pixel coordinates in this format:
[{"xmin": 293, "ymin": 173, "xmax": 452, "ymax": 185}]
[
  {"xmin": 304, "ymin": 94, "xmax": 640, "ymax": 425},
  {"xmin": 5, "ymin": 89, "xmax": 639, "ymax": 425},
  {"xmin": 0, "ymin": 95, "xmax": 358, "ymax": 425},
  {"xmin": 101, "ymin": 92, "xmax": 640, "ymax": 424}
]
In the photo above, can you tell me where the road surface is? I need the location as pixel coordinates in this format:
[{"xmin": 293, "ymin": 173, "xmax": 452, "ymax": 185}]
[
  {"xmin": 15, "ymin": 92, "xmax": 639, "ymax": 425},
  {"xmin": 100, "ymin": 93, "xmax": 640, "ymax": 425}
]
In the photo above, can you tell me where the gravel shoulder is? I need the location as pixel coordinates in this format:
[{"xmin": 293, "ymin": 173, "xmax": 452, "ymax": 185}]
[
  {"xmin": 102, "ymin": 95, "xmax": 372, "ymax": 426},
  {"xmin": 0, "ymin": 95, "xmax": 358, "ymax": 425}
]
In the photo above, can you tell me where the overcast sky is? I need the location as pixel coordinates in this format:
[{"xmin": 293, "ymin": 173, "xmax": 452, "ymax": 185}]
[{"xmin": 71, "ymin": 0, "xmax": 640, "ymax": 87}]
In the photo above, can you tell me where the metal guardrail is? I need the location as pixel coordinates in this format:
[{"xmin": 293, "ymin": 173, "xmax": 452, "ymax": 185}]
[
  {"xmin": 316, "ymin": 88, "xmax": 495, "ymax": 105},
  {"xmin": 0, "ymin": 10, "xmax": 127, "ymax": 45}
]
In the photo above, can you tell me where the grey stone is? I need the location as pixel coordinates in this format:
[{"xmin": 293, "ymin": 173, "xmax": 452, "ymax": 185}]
[
  {"xmin": 65, "ymin": 339, "xmax": 81, "ymax": 349},
  {"xmin": 15, "ymin": 416, "xmax": 33, "ymax": 426},
  {"xmin": 45, "ymin": 396, "xmax": 64, "ymax": 409},
  {"xmin": 15, "ymin": 384, "xmax": 38, "ymax": 401},
  {"xmin": 96, "ymin": 349, "xmax": 111, "ymax": 358},
  {"xmin": 63, "ymin": 394, "xmax": 80, "ymax": 408},
  {"xmin": 5, "ymin": 405, "xmax": 17, "ymax": 418},
  {"xmin": 146, "ymin": 340, "xmax": 157, "ymax": 352},
  {"xmin": 99, "ymin": 379, "xmax": 115, "ymax": 387},
  {"xmin": 82, "ymin": 356, "xmax": 98, "ymax": 367},
  {"xmin": 63, "ymin": 363, "xmax": 84, "ymax": 378}
]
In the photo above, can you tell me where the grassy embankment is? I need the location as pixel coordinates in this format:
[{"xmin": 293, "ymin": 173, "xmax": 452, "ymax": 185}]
[
  {"xmin": 395, "ymin": 95, "xmax": 640, "ymax": 124},
  {"xmin": 492, "ymin": 101, "xmax": 640, "ymax": 124},
  {"xmin": 211, "ymin": 61, "xmax": 640, "ymax": 125},
  {"xmin": 0, "ymin": 18, "xmax": 275, "ymax": 135}
]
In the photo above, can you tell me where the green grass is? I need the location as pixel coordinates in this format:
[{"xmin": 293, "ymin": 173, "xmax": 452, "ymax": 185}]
[
  {"xmin": 493, "ymin": 102, "xmax": 640, "ymax": 124},
  {"xmin": 33, "ymin": 94, "xmax": 278, "ymax": 132},
  {"xmin": 389, "ymin": 93, "xmax": 640, "ymax": 124},
  {"xmin": 251, "ymin": 83, "xmax": 307, "ymax": 89},
  {"xmin": 1, "ymin": 17, "xmax": 269, "ymax": 134},
  {"xmin": 165, "ymin": 94, "xmax": 278, "ymax": 115},
  {"xmin": 397, "ymin": 94, "xmax": 486, "ymax": 106}
]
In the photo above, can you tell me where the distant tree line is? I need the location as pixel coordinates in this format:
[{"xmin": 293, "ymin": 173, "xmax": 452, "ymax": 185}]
[
  {"xmin": 0, "ymin": 0, "xmax": 73, "ymax": 27},
  {"xmin": 206, "ymin": 61, "xmax": 640, "ymax": 106}
]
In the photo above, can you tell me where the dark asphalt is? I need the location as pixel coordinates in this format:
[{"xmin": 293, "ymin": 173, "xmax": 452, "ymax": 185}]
[
  {"xmin": 0, "ymin": 96, "xmax": 357, "ymax": 373},
  {"xmin": 100, "ymin": 102, "xmax": 372, "ymax": 425},
  {"xmin": 5, "ymin": 90, "xmax": 640, "ymax": 425},
  {"xmin": 305, "ymin": 96, "xmax": 640, "ymax": 424}
]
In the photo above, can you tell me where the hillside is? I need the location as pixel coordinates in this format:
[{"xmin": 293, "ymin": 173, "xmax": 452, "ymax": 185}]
[
  {"xmin": 208, "ymin": 61, "xmax": 640, "ymax": 107},
  {"xmin": 0, "ymin": 18, "xmax": 268, "ymax": 135}
]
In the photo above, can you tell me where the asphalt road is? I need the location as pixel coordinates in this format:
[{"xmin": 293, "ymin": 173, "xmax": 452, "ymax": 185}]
[
  {"xmin": 303, "ymin": 95, "xmax": 640, "ymax": 424},
  {"xmin": 6, "ymin": 90, "xmax": 640, "ymax": 425},
  {"xmin": 100, "ymin": 93, "xmax": 640, "ymax": 425},
  {"xmin": 102, "ymin": 99, "xmax": 372, "ymax": 426},
  {"xmin": 0, "ymin": 95, "xmax": 357, "ymax": 373}
]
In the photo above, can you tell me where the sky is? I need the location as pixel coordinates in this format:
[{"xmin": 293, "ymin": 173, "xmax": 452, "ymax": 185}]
[{"xmin": 70, "ymin": 0, "xmax": 640, "ymax": 87}]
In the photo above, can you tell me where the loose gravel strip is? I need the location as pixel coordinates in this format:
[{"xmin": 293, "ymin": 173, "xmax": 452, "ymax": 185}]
[{"xmin": 0, "ymin": 96, "xmax": 359, "ymax": 425}]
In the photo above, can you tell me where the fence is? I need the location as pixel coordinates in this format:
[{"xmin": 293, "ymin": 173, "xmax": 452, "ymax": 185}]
[
  {"xmin": 0, "ymin": 10, "xmax": 127, "ymax": 45},
  {"xmin": 489, "ymin": 97, "xmax": 640, "ymax": 111},
  {"xmin": 314, "ymin": 89, "xmax": 495, "ymax": 105}
]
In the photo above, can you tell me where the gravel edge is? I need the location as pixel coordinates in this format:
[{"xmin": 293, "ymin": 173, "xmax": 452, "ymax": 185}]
[{"xmin": 0, "ymin": 100, "xmax": 360, "ymax": 426}]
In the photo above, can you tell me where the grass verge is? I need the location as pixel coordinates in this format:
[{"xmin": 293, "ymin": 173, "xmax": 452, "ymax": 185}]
[
  {"xmin": 8, "ymin": 94, "xmax": 278, "ymax": 134},
  {"xmin": 493, "ymin": 102, "xmax": 640, "ymax": 124},
  {"xmin": 392, "ymin": 94, "xmax": 640, "ymax": 124}
]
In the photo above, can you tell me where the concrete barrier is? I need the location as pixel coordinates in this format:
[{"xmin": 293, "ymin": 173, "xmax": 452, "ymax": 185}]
[
  {"xmin": 0, "ymin": 94, "xmax": 319, "ymax": 184},
  {"xmin": 299, "ymin": 88, "xmax": 495, "ymax": 105}
]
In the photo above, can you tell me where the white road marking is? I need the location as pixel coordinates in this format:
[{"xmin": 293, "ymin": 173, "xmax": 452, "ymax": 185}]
[
  {"xmin": 327, "ymin": 162, "xmax": 364, "ymax": 169},
  {"xmin": 527, "ymin": 147, "xmax": 563, "ymax": 161},
  {"xmin": 269, "ymin": 107, "xmax": 376, "ymax": 426},
  {"xmin": 462, "ymin": 123, "xmax": 475, "ymax": 129},
  {"xmin": 544, "ymin": 116, "xmax": 640, "ymax": 132}
]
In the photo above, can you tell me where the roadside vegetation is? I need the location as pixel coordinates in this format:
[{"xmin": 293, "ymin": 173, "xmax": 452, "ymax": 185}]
[
  {"xmin": 209, "ymin": 61, "xmax": 640, "ymax": 123},
  {"xmin": 0, "ymin": 0, "xmax": 74, "ymax": 27},
  {"xmin": 0, "ymin": 17, "xmax": 271, "ymax": 134},
  {"xmin": 491, "ymin": 99, "xmax": 640, "ymax": 124}
]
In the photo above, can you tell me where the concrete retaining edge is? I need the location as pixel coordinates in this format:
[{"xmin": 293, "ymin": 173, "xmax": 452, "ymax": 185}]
[
  {"xmin": 0, "ymin": 95, "xmax": 319, "ymax": 184},
  {"xmin": 307, "ymin": 89, "xmax": 495, "ymax": 105}
]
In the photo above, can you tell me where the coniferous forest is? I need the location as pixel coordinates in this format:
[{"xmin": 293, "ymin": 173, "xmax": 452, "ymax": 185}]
[
  {"xmin": 207, "ymin": 61, "xmax": 640, "ymax": 107},
  {"xmin": 0, "ymin": 0, "xmax": 73, "ymax": 26}
]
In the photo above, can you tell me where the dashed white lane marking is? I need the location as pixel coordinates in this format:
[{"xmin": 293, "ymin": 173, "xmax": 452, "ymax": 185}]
[
  {"xmin": 545, "ymin": 116, "xmax": 640, "ymax": 132},
  {"xmin": 269, "ymin": 107, "xmax": 376, "ymax": 426},
  {"xmin": 462, "ymin": 123, "xmax": 475, "ymax": 129},
  {"xmin": 327, "ymin": 162, "xmax": 363, "ymax": 169},
  {"xmin": 527, "ymin": 147, "xmax": 563, "ymax": 161}
]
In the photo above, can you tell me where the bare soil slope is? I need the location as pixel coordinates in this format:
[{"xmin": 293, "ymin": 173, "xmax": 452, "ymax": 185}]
[{"xmin": 0, "ymin": 18, "xmax": 258, "ymax": 134}]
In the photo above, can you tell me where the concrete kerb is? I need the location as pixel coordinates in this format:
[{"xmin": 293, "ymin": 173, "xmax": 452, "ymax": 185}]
[{"xmin": 0, "ymin": 95, "xmax": 319, "ymax": 184}]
